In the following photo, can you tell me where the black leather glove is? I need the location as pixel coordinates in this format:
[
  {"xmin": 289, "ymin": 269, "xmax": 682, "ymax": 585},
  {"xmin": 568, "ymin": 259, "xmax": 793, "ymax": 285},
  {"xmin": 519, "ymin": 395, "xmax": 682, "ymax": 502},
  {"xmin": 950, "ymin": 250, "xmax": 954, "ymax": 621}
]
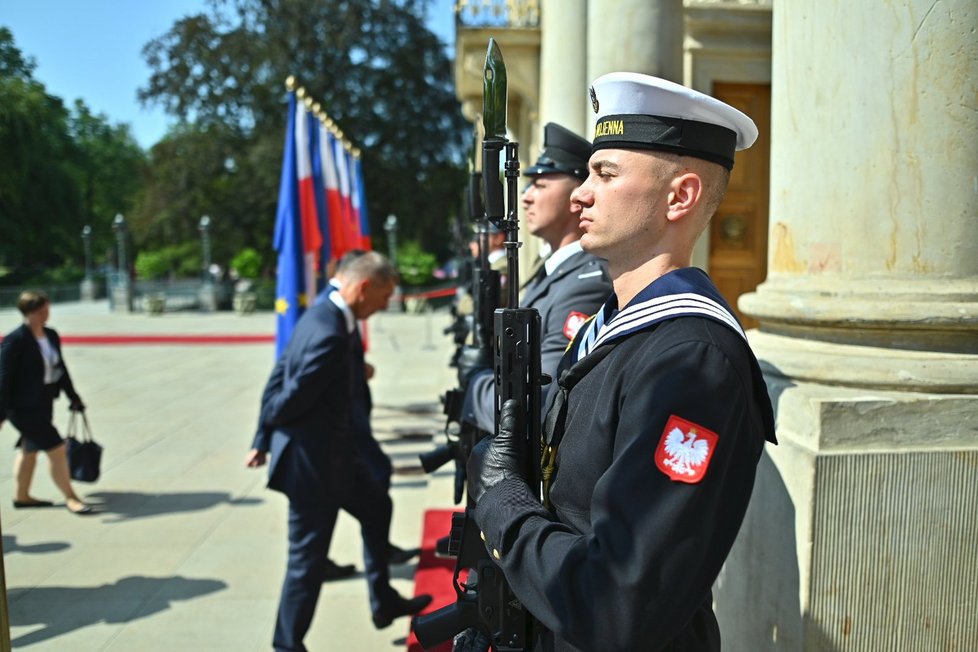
[
  {"xmin": 453, "ymin": 626, "xmax": 491, "ymax": 652},
  {"xmin": 466, "ymin": 399, "xmax": 525, "ymax": 504},
  {"xmin": 69, "ymin": 399, "xmax": 86, "ymax": 412},
  {"xmin": 455, "ymin": 345, "xmax": 490, "ymax": 387}
]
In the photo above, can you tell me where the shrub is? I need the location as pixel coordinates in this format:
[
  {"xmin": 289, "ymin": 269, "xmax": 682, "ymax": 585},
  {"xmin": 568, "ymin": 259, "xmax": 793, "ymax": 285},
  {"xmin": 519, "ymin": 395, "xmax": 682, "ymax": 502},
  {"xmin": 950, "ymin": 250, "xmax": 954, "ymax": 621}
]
[
  {"xmin": 134, "ymin": 251, "xmax": 170, "ymax": 280},
  {"xmin": 230, "ymin": 247, "xmax": 263, "ymax": 279},
  {"xmin": 133, "ymin": 242, "xmax": 200, "ymax": 279},
  {"xmin": 396, "ymin": 241, "xmax": 437, "ymax": 286}
]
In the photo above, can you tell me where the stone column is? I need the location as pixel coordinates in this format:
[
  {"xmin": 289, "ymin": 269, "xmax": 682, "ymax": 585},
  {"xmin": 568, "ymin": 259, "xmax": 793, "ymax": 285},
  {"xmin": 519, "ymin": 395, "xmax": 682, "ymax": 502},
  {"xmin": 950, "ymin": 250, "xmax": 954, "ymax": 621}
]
[
  {"xmin": 720, "ymin": 1, "xmax": 978, "ymax": 650},
  {"xmin": 539, "ymin": 0, "xmax": 587, "ymax": 136},
  {"xmin": 585, "ymin": 0, "xmax": 683, "ymax": 130}
]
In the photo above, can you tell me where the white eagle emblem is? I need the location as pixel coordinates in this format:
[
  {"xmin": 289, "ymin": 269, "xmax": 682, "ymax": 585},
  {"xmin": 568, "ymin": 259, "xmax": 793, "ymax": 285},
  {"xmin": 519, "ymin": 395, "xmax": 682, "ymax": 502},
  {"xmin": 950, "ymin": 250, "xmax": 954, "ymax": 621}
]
[{"xmin": 662, "ymin": 427, "xmax": 710, "ymax": 477}]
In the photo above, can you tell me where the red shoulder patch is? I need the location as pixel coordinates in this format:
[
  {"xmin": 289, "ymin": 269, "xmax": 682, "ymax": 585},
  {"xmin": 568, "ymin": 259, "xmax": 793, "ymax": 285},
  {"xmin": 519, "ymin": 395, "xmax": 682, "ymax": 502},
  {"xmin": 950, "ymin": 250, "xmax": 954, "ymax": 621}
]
[
  {"xmin": 563, "ymin": 311, "xmax": 589, "ymax": 340},
  {"xmin": 654, "ymin": 415, "xmax": 719, "ymax": 484}
]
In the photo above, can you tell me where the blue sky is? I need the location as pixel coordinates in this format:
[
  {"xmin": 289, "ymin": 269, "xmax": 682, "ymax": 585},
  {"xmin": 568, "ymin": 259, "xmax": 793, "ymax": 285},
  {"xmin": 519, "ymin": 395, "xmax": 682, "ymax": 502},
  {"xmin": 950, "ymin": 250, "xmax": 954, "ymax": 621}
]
[{"xmin": 1, "ymin": 0, "xmax": 457, "ymax": 149}]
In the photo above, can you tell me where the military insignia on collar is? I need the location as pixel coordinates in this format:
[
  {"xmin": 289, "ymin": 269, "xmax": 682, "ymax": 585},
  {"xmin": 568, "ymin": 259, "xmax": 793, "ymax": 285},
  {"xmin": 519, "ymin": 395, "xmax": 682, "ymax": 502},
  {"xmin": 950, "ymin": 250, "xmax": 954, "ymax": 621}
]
[
  {"xmin": 589, "ymin": 86, "xmax": 599, "ymax": 114},
  {"xmin": 563, "ymin": 311, "xmax": 589, "ymax": 340},
  {"xmin": 654, "ymin": 415, "xmax": 718, "ymax": 484}
]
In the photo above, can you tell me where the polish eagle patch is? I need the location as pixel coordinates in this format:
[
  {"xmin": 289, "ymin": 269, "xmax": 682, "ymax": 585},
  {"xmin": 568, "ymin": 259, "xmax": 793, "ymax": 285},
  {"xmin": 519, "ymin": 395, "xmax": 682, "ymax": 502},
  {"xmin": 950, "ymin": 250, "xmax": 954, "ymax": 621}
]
[
  {"xmin": 654, "ymin": 415, "xmax": 718, "ymax": 483},
  {"xmin": 563, "ymin": 311, "xmax": 589, "ymax": 340}
]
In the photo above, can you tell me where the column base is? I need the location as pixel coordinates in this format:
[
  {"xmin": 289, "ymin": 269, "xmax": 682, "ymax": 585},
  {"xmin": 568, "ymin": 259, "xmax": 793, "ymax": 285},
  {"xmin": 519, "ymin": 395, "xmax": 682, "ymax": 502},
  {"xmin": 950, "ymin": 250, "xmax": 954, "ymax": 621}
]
[
  {"xmin": 739, "ymin": 276, "xmax": 978, "ymax": 354},
  {"xmin": 715, "ymin": 373, "xmax": 978, "ymax": 651},
  {"xmin": 746, "ymin": 329, "xmax": 978, "ymax": 394}
]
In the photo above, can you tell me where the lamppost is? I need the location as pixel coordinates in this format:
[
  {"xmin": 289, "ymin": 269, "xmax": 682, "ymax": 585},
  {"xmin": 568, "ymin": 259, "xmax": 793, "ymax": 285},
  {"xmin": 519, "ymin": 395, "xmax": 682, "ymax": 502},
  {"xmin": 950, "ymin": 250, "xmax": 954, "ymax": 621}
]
[
  {"xmin": 384, "ymin": 214, "xmax": 403, "ymax": 311},
  {"xmin": 384, "ymin": 214, "xmax": 398, "ymax": 265},
  {"xmin": 198, "ymin": 215, "xmax": 212, "ymax": 284},
  {"xmin": 198, "ymin": 215, "xmax": 216, "ymax": 311},
  {"xmin": 111, "ymin": 214, "xmax": 132, "ymax": 311},
  {"xmin": 80, "ymin": 225, "xmax": 94, "ymax": 301},
  {"xmin": 113, "ymin": 214, "xmax": 127, "ymax": 287}
]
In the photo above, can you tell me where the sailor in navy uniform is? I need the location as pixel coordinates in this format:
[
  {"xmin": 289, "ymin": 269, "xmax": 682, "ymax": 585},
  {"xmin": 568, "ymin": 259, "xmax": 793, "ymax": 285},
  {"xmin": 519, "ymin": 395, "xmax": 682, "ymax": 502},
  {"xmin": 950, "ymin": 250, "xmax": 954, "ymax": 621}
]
[
  {"xmin": 467, "ymin": 74, "xmax": 778, "ymax": 651},
  {"xmin": 462, "ymin": 122, "xmax": 612, "ymax": 434}
]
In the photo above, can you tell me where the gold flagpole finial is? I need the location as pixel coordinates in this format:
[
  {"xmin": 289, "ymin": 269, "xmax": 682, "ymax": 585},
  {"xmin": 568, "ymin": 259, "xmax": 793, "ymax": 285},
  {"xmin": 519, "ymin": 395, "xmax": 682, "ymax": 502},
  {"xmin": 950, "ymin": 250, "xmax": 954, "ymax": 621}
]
[
  {"xmin": 285, "ymin": 75, "xmax": 296, "ymax": 91},
  {"xmin": 296, "ymin": 87, "xmax": 306, "ymax": 100}
]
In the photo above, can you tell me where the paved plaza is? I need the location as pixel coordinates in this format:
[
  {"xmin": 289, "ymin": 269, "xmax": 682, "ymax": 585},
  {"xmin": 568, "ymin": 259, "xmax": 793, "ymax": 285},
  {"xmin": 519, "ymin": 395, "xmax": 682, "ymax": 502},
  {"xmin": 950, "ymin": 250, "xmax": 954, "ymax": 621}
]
[{"xmin": 0, "ymin": 300, "xmax": 458, "ymax": 651}]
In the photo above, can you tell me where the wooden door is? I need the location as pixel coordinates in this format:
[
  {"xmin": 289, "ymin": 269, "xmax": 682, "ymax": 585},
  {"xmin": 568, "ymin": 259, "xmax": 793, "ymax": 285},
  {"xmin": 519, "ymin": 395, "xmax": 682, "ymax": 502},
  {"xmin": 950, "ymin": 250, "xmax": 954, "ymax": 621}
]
[{"xmin": 709, "ymin": 83, "xmax": 771, "ymax": 329}]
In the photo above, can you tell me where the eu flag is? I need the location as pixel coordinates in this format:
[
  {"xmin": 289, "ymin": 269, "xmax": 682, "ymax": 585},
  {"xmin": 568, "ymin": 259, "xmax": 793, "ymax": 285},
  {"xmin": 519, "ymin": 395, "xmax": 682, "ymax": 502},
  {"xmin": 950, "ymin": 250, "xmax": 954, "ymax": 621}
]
[{"xmin": 273, "ymin": 92, "xmax": 304, "ymax": 359}]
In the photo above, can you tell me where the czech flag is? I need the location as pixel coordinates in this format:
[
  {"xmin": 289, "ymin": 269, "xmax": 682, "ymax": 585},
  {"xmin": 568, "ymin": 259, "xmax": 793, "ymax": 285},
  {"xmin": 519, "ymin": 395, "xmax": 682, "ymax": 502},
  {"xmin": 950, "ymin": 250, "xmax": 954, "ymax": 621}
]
[
  {"xmin": 308, "ymin": 112, "xmax": 331, "ymax": 282},
  {"xmin": 321, "ymin": 126, "xmax": 348, "ymax": 261},
  {"xmin": 350, "ymin": 152, "xmax": 371, "ymax": 250},
  {"xmin": 333, "ymin": 136, "xmax": 362, "ymax": 253},
  {"xmin": 294, "ymin": 105, "xmax": 324, "ymax": 302}
]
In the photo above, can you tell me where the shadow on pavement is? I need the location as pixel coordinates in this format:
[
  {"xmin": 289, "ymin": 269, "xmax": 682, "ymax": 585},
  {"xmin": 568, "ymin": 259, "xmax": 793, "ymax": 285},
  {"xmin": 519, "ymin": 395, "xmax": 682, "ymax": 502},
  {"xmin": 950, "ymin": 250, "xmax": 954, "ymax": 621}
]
[
  {"xmin": 82, "ymin": 490, "xmax": 262, "ymax": 522},
  {"xmin": 8, "ymin": 575, "xmax": 227, "ymax": 647},
  {"xmin": 2, "ymin": 534, "xmax": 71, "ymax": 555}
]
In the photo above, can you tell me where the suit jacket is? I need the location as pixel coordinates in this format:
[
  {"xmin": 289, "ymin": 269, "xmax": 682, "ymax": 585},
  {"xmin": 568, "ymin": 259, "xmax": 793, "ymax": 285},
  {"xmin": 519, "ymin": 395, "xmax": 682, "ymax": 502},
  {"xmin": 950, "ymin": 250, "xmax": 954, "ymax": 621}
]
[
  {"xmin": 464, "ymin": 249, "xmax": 612, "ymax": 433},
  {"xmin": 313, "ymin": 283, "xmax": 390, "ymax": 484},
  {"xmin": 0, "ymin": 324, "xmax": 80, "ymax": 420},
  {"xmin": 251, "ymin": 300, "xmax": 359, "ymax": 506}
]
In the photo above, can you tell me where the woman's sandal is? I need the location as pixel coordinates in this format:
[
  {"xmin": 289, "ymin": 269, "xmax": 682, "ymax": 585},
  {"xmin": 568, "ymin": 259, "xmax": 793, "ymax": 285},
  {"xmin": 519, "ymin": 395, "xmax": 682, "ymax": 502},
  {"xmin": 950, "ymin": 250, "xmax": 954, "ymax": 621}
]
[{"xmin": 66, "ymin": 502, "xmax": 94, "ymax": 515}]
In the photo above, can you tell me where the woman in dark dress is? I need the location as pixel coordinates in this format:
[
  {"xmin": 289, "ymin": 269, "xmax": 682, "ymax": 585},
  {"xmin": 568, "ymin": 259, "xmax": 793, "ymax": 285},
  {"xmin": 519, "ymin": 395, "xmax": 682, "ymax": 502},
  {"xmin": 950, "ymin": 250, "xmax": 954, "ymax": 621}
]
[{"xmin": 0, "ymin": 290, "xmax": 92, "ymax": 514}]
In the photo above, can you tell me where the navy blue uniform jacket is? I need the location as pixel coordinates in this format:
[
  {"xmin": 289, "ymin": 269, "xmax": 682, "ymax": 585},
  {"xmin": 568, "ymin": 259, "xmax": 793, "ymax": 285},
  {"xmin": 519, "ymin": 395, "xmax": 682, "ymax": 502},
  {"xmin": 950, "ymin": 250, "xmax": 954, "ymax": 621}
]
[
  {"xmin": 473, "ymin": 268, "xmax": 777, "ymax": 651},
  {"xmin": 251, "ymin": 300, "xmax": 358, "ymax": 506}
]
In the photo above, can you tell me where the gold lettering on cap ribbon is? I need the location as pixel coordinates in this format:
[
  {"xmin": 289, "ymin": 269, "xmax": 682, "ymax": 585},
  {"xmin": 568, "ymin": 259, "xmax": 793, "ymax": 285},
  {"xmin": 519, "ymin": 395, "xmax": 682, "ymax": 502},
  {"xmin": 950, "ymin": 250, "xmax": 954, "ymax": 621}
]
[{"xmin": 593, "ymin": 120, "xmax": 624, "ymax": 138}]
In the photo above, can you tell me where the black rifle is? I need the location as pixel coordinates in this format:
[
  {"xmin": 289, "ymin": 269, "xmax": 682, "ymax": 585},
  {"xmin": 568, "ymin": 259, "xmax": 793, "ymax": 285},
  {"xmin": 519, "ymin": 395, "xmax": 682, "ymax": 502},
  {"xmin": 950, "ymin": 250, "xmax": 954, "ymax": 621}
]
[
  {"xmin": 443, "ymin": 143, "xmax": 480, "ymax": 366},
  {"xmin": 414, "ymin": 38, "xmax": 543, "ymax": 652},
  {"xmin": 420, "ymin": 129, "xmax": 500, "ymax": 504}
]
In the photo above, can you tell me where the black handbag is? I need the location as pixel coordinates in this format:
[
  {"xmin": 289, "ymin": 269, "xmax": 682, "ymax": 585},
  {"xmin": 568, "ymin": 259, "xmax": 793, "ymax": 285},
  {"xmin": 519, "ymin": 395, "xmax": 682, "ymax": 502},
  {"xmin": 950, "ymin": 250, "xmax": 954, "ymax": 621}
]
[{"xmin": 65, "ymin": 411, "xmax": 102, "ymax": 483}]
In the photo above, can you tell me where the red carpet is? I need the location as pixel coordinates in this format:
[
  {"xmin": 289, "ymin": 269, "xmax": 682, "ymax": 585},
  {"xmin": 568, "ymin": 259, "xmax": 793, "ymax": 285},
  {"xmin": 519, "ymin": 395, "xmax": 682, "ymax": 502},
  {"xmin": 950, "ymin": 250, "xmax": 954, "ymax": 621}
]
[
  {"xmin": 407, "ymin": 509, "xmax": 463, "ymax": 652},
  {"xmin": 59, "ymin": 334, "xmax": 273, "ymax": 345}
]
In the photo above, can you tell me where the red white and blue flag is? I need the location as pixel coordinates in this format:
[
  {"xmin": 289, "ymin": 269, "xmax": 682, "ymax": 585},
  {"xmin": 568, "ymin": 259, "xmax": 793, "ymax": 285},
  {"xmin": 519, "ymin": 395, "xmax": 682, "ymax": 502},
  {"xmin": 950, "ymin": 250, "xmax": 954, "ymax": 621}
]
[
  {"xmin": 352, "ymin": 155, "xmax": 371, "ymax": 250},
  {"xmin": 273, "ymin": 90, "xmax": 372, "ymax": 356},
  {"xmin": 294, "ymin": 105, "xmax": 324, "ymax": 301}
]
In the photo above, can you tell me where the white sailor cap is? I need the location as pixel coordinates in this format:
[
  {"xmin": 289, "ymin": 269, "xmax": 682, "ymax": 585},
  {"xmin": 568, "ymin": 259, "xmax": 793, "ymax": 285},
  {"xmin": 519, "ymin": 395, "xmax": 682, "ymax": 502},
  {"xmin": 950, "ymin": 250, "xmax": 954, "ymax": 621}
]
[{"xmin": 589, "ymin": 72, "xmax": 758, "ymax": 170}]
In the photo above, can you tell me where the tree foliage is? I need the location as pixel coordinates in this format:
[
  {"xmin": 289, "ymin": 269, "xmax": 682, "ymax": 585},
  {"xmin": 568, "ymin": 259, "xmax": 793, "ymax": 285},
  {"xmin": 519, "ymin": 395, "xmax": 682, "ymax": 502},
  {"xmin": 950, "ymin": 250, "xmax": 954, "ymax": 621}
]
[
  {"xmin": 0, "ymin": 27, "xmax": 145, "ymax": 276},
  {"xmin": 137, "ymin": 0, "xmax": 468, "ymax": 267}
]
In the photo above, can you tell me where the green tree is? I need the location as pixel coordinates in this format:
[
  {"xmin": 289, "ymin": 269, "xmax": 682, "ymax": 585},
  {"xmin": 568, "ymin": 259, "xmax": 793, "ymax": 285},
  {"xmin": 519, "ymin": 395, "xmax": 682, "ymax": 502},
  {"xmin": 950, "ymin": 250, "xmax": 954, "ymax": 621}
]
[
  {"xmin": 0, "ymin": 27, "xmax": 82, "ymax": 270},
  {"xmin": 68, "ymin": 100, "xmax": 147, "ymax": 268},
  {"xmin": 137, "ymin": 0, "xmax": 468, "ymax": 265},
  {"xmin": 0, "ymin": 28, "xmax": 146, "ymax": 276},
  {"xmin": 129, "ymin": 122, "xmax": 264, "ymax": 269}
]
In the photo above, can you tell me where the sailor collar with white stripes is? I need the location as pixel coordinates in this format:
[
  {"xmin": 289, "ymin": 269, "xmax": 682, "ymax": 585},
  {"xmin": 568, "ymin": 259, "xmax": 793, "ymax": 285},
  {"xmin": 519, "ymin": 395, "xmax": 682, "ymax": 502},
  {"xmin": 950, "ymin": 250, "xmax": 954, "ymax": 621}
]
[{"xmin": 572, "ymin": 267, "xmax": 745, "ymax": 362}]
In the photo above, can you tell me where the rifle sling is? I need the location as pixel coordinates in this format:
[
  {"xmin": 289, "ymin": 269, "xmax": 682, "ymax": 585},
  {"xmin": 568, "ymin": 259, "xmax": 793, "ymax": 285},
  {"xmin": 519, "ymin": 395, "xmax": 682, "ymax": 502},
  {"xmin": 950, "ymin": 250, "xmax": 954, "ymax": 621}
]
[{"xmin": 540, "ymin": 340, "xmax": 622, "ymax": 508}]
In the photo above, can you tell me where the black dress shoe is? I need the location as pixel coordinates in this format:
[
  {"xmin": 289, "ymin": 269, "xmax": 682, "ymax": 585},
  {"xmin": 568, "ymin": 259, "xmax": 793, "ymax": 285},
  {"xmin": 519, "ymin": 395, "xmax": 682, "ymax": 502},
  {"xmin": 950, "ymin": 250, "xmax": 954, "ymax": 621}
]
[
  {"xmin": 322, "ymin": 558, "xmax": 357, "ymax": 582},
  {"xmin": 388, "ymin": 544, "xmax": 421, "ymax": 565},
  {"xmin": 372, "ymin": 593, "xmax": 432, "ymax": 629}
]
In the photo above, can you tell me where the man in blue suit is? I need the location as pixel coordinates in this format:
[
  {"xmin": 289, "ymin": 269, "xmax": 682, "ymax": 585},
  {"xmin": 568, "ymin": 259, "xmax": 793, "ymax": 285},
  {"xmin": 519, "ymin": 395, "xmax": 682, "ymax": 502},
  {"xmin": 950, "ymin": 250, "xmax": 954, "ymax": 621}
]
[
  {"xmin": 313, "ymin": 251, "xmax": 420, "ymax": 579},
  {"xmin": 247, "ymin": 252, "xmax": 430, "ymax": 651}
]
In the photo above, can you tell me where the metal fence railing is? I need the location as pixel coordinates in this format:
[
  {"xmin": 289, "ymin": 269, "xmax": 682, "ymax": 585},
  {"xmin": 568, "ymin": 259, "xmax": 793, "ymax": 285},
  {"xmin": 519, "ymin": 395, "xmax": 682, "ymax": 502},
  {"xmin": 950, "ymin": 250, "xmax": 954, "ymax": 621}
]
[{"xmin": 0, "ymin": 283, "xmax": 105, "ymax": 309}]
